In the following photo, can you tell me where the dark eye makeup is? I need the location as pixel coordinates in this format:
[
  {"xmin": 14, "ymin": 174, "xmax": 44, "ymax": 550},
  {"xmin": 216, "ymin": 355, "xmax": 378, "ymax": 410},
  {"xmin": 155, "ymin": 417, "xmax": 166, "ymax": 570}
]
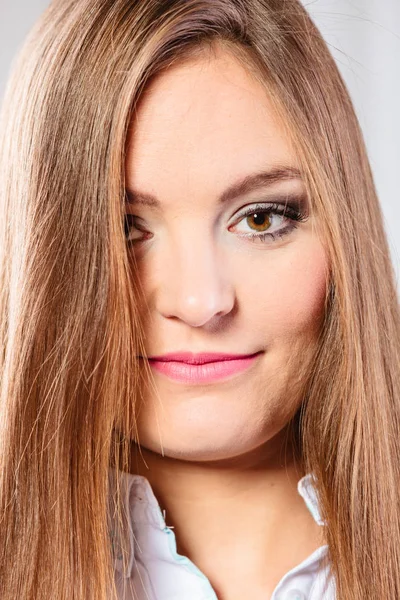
[
  {"xmin": 123, "ymin": 193, "xmax": 309, "ymax": 246},
  {"xmin": 229, "ymin": 195, "xmax": 308, "ymax": 244}
]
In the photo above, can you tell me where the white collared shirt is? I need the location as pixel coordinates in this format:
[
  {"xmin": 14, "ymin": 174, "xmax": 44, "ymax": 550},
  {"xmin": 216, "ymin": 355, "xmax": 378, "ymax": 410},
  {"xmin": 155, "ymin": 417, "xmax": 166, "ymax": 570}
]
[{"xmin": 108, "ymin": 468, "xmax": 336, "ymax": 599}]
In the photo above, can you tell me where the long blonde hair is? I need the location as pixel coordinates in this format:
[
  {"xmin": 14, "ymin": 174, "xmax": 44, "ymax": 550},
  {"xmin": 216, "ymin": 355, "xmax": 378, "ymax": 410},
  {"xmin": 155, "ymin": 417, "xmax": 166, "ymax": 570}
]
[{"xmin": 1, "ymin": 1, "xmax": 399, "ymax": 598}]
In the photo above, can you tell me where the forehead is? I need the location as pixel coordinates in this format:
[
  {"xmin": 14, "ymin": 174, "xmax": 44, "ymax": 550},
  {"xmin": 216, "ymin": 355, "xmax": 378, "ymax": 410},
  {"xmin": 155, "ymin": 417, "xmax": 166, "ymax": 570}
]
[{"xmin": 125, "ymin": 48, "xmax": 298, "ymax": 198}]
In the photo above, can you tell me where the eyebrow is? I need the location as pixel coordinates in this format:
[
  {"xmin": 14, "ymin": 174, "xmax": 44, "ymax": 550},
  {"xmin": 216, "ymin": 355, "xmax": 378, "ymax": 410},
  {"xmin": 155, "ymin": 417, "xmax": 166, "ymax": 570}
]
[{"xmin": 125, "ymin": 166, "xmax": 303, "ymax": 208}]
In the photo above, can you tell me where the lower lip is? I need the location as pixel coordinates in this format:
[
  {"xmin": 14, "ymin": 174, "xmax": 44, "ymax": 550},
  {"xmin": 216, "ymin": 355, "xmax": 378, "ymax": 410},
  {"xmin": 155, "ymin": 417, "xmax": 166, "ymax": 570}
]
[{"xmin": 144, "ymin": 353, "xmax": 263, "ymax": 384}]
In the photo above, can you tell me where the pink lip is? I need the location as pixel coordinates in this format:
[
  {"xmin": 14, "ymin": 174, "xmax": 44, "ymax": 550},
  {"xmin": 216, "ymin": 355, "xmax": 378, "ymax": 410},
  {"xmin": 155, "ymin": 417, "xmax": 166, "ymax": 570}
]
[
  {"xmin": 141, "ymin": 352, "xmax": 263, "ymax": 384},
  {"xmin": 145, "ymin": 351, "xmax": 260, "ymax": 364}
]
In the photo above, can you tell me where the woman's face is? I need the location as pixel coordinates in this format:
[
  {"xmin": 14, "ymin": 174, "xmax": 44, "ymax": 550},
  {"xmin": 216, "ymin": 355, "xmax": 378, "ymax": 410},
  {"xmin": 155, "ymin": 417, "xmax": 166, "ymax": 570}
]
[{"xmin": 125, "ymin": 46, "xmax": 328, "ymax": 462}]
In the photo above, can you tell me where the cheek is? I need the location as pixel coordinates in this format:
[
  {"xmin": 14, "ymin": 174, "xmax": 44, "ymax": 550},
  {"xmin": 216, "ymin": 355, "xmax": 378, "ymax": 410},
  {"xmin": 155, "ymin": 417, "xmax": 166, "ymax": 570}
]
[{"xmin": 242, "ymin": 240, "xmax": 328, "ymax": 340}]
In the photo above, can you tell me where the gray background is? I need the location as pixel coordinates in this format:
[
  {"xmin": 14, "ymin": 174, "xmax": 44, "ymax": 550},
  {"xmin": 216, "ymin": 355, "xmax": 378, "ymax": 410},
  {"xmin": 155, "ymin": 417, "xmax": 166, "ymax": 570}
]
[{"xmin": 1, "ymin": 0, "xmax": 399, "ymax": 292}]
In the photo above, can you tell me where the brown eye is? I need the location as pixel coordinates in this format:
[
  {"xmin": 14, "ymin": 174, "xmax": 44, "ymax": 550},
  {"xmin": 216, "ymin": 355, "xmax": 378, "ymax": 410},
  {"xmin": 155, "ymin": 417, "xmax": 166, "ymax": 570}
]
[
  {"xmin": 229, "ymin": 199, "xmax": 309, "ymax": 244},
  {"xmin": 244, "ymin": 211, "xmax": 273, "ymax": 233},
  {"xmin": 124, "ymin": 214, "xmax": 147, "ymax": 243}
]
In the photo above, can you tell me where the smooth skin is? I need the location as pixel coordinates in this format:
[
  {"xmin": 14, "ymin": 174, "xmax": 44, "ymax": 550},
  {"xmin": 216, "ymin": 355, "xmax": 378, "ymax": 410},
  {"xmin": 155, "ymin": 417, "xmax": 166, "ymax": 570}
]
[{"xmin": 124, "ymin": 44, "xmax": 328, "ymax": 600}]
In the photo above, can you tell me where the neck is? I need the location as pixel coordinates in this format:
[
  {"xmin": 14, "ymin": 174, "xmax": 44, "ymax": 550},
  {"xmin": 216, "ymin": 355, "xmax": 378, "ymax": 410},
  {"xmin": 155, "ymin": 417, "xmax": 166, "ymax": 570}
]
[{"xmin": 128, "ymin": 432, "xmax": 326, "ymax": 599}]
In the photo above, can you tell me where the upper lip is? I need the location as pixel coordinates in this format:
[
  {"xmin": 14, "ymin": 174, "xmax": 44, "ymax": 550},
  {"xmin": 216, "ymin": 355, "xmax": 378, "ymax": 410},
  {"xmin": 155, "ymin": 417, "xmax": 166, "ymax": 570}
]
[{"xmin": 139, "ymin": 351, "xmax": 262, "ymax": 364}]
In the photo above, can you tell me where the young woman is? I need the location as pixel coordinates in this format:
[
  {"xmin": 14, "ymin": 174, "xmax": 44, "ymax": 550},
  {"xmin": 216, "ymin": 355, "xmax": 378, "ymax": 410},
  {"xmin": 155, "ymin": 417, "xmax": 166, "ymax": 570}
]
[{"xmin": 0, "ymin": 1, "xmax": 399, "ymax": 599}]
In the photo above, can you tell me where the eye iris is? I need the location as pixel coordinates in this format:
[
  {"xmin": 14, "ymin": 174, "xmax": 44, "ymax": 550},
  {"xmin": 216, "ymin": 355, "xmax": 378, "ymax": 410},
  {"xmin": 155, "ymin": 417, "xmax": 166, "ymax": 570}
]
[{"xmin": 246, "ymin": 211, "xmax": 271, "ymax": 232}]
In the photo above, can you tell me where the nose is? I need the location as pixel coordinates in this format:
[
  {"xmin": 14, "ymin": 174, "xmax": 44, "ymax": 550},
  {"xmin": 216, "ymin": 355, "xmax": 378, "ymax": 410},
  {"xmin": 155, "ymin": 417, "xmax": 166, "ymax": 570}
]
[{"xmin": 154, "ymin": 235, "xmax": 235, "ymax": 328}]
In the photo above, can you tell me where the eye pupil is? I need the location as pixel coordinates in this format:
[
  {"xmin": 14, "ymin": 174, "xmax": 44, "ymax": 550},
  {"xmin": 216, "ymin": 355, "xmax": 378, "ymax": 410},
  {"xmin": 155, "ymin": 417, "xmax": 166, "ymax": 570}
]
[{"xmin": 253, "ymin": 212, "xmax": 265, "ymax": 224}]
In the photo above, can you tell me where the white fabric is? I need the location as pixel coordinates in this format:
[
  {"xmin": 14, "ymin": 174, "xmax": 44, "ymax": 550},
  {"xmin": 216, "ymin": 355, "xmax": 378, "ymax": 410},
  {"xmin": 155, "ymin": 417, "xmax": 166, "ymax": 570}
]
[{"xmin": 108, "ymin": 468, "xmax": 336, "ymax": 599}]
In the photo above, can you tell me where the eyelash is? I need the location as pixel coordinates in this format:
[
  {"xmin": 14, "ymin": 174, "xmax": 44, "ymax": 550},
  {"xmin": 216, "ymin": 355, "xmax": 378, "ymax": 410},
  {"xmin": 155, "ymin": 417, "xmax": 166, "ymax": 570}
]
[{"xmin": 123, "ymin": 200, "xmax": 309, "ymax": 246}]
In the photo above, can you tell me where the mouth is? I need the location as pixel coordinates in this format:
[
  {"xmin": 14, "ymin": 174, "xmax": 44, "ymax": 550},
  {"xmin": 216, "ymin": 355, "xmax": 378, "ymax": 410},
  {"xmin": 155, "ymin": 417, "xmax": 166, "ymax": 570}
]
[
  {"xmin": 141, "ymin": 351, "xmax": 262, "ymax": 364},
  {"xmin": 138, "ymin": 351, "xmax": 264, "ymax": 385}
]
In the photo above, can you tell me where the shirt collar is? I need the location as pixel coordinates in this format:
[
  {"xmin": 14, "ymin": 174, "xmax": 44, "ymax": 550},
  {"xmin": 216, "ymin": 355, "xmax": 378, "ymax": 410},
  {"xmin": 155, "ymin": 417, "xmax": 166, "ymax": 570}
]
[{"xmin": 108, "ymin": 467, "xmax": 326, "ymax": 579}]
